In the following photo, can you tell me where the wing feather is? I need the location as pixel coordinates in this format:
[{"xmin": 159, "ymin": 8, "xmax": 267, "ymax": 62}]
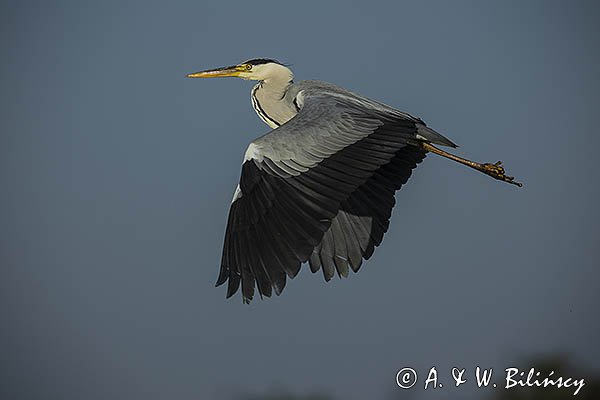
[{"xmin": 217, "ymin": 85, "xmax": 438, "ymax": 302}]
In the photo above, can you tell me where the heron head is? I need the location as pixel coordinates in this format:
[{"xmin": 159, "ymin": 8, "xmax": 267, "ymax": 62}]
[{"xmin": 186, "ymin": 58, "xmax": 292, "ymax": 81}]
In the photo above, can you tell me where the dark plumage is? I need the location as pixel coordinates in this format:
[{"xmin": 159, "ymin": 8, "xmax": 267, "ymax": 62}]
[{"xmin": 244, "ymin": 58, "xmax": 282, "ymax": 66}]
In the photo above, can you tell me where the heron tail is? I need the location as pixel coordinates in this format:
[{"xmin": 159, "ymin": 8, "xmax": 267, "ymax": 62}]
[{"xmin": 417, "ymin": 125, "xmax": 458, "ymax": 148}]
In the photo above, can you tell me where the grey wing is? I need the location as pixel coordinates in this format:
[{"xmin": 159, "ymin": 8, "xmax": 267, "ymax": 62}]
[
  {"xmin": 307, "ymin": 146, "xmax": 426, "ymax": 281},
  {"xmin": 217, "ymin": 89, "xmax": 449, "ymax": 303}
]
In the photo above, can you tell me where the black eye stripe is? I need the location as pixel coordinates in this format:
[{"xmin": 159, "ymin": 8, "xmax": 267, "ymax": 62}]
[{"xmin": 243, "ymin": 58, "xmax": 281, "ymax": 66}]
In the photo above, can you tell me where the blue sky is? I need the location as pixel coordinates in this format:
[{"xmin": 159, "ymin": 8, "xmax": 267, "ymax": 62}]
[{"xmin": 1, "ymin": 1, "xmax": 599, "ymax": 399}]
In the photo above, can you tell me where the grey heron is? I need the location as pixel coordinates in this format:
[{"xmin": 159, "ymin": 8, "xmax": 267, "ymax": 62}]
[{"xmin": 187, "ymin": 58, "xmax": 521, "ymax": 303}]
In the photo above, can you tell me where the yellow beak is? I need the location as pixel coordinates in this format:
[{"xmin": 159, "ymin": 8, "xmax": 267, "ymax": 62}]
[{"xmin": 186, "ymin": 64, "xmax": 245, "ymax": 78}]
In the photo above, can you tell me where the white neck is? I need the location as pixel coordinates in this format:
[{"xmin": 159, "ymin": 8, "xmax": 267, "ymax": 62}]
[{"xmin": 251, "ymin": 64, "xmax": 297, "ymax": 128}]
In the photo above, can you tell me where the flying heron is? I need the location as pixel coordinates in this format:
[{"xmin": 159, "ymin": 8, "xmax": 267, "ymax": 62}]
[{"xmin": 187, "ymin": 58, "xmax": 521, "ymax": 303}]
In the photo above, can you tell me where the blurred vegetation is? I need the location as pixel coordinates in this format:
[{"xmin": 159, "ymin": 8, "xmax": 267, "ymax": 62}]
[
  {"xmin": 234, "ymin": 392, "xmax": 333, "ymax": 400},
  {"xmin": 233, "ymin": 355, "xmax": 599, "ymax": 400}
]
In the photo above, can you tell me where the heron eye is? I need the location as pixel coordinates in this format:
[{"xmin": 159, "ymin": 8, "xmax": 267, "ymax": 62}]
[{"xmin": 245, "ymin": 64, "xmax": 252, "ymax": 71}]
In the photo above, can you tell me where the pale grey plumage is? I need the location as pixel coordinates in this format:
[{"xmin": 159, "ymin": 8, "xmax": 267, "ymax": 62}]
[{"xmin": 248, "ymin": 80, "xmax": 455, "ymax": 170}]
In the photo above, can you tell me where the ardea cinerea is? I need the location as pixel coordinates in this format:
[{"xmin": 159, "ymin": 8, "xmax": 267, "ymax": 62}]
[{"xmin": 187, "ymin": 58, "xmax": 521, "ymax": 303}]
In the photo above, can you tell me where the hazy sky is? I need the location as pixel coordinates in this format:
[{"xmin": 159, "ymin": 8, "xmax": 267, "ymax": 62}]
[{"xmin": 1, "ymin": 1, "xmax": 599, "ymax": 399}]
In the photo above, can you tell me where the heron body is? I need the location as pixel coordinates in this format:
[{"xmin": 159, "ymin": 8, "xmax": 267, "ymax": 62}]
[{"xmin": 187, "ymin": 58, "xmax": 521, "ymax": 303}]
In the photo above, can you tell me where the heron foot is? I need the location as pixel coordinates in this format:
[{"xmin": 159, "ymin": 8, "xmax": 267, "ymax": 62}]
[
  {"xmin": 480, "ymin": 161, "xmax": 523, "ymax": 187},
  {"xmin": 419, "ymin": 142, "xmax": 523, "ymax": 188}
]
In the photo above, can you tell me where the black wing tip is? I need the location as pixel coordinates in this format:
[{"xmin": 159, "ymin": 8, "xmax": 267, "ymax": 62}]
[
  {"xmin": 273, "ymin": 280, "xmax": 286, "ymax": 296},
  {"xmin": 219, "ymin": 279, "xmax": 287, "ymax": 303},
  {"xmin": 215, "ymin": 278, "xmax": 226, "ymax": 287}
]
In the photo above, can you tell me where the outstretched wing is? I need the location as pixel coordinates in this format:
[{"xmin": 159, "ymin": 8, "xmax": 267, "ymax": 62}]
[
  {"xmin": 217, "ymin": 86, "xmax": 449, "ymax": 302},
  {"xmin": 307, "ymin": 145, "xmax": 426, "ymax": 281}
]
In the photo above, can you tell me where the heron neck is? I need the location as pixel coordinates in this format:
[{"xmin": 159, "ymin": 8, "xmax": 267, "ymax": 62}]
[
  {"xmin": 261, "ymin": 64, "xmax": 294, "ymax": 95},
  {"xmin": 252, "ymin": 73, "xmax": 296, "ymax": 128}
]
